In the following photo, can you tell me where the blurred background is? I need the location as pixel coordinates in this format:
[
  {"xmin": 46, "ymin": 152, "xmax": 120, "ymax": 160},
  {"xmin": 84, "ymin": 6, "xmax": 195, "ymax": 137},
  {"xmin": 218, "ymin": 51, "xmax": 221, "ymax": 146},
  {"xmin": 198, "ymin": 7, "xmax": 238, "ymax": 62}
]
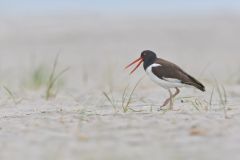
[
  {"xmin": 1, "ymin": 1, "xmax": 240, "ymax": 160},
  {"xmin": 0, "ymin": 0, "xmax": 240, "ymax": 92}
]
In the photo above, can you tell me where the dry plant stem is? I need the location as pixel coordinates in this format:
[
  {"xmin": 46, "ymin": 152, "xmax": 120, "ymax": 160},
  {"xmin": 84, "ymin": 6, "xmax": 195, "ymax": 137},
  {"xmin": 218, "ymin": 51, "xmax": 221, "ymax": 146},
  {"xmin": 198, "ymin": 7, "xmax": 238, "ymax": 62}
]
[
  {"xmin": 122, "ymin": 77, "xmax": 143, "ymax": 113},
  {"xmin": 3, "ymin": 86, "xmax": 22, "ymax": 104},
  {"xmin": 121, "ymin": 84, "xmax": 129, "ymax": 112},
  {"xmin": 3, "ymin": 86, "xmax": 16, "ymax": 102},
  {"xmin": 214, "ymin": 78, "xmax": 229, "ymax": 119},
  {"xmin": 102, "ymin": 91, "xmax": 117, "ymax": 112},
  {"xmin": 209, "ymin": 87, "xmax": 215, "ymax": 110}
]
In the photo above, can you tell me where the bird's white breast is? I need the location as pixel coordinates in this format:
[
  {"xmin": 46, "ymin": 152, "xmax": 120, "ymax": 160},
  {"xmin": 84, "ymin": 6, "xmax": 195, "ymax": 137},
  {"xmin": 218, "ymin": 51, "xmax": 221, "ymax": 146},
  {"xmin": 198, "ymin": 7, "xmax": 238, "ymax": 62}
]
[{"xmin": 146, "ymin": 63, "xmax": 187, "ymax": 89}]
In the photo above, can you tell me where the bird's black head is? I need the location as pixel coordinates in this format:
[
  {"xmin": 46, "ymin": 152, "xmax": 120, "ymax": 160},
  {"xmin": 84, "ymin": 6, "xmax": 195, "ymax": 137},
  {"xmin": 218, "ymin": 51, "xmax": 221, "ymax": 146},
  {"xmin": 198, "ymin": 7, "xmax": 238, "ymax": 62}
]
[
  {"xmin": 125, "ymin": 50, "xmax": 157, "ymax": 74},
  {"xmin": 141, "ymin": 50, "xmax": 157, "ymax": 70}
]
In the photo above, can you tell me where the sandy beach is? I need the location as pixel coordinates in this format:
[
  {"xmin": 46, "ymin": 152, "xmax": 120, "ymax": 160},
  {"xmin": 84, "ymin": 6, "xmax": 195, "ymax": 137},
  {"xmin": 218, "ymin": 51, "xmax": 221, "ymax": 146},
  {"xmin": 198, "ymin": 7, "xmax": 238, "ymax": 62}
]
[{"xmin": 0, "ymin": 13, "xmax": 240, "ymax": 160}]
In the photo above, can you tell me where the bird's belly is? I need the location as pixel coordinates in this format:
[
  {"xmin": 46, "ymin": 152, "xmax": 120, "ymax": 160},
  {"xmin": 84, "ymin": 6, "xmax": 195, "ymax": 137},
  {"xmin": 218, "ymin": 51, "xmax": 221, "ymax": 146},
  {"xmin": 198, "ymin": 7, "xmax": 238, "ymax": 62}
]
[{"xmin": 146, "ymin": 67, "xmax": 187, "ymax": 89}]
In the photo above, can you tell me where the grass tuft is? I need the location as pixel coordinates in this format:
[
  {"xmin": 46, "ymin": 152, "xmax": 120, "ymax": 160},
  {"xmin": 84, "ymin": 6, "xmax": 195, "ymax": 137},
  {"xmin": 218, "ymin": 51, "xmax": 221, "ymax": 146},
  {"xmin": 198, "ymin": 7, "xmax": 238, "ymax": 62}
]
[
  {"xmin": 209, "ymin": 87, "xmax": 215, "ymax": 109},
  {"xmin": 3, "ymin": 86, "xmax": 22, "ymax": 104},
  {"xmin": 214, "ymin": 79, "xmax": 229, "ymax": 118},
  {"xmin": 121, "ymin": 78, "xmax": 143, "ymax": 112},
  {"xmin": 102, "ymin": 91, "xmax": 117, "ymax": 112},
  {"xmin": 103, "ymin": 77, "xmax": 143, "ymax": 113},
  {"xmin": 28, "ymin": 65, "xmax": 48, "ymax": 89},
  {"xmin": 45, "ymin": 54, "xmax": 69, "ymax": 100},
  {"xmin": 178, "ymin": 96, "xmax": 208, "ymax": 111}
]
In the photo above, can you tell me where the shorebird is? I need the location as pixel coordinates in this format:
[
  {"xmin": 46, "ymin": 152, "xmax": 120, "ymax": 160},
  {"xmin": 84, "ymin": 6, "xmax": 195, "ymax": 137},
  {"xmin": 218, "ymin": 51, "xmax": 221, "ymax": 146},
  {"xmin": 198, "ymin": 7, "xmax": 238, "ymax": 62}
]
[{"xmin": 125, "ymin": 50, "xmax": 205, "ymax": 109}]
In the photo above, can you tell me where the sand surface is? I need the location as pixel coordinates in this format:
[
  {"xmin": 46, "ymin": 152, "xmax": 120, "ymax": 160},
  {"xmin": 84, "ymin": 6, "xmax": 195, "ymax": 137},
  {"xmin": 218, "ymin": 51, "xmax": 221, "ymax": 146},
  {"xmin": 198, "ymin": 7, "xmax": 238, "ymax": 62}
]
[{"xmin": 0, "ymin": 13, "xmax": 240, "ymax": 160}]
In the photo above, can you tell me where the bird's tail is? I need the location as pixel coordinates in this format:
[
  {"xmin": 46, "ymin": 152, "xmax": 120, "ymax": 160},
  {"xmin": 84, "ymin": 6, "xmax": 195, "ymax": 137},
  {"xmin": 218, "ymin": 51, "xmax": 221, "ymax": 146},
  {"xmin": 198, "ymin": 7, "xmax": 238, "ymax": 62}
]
[{"xmin": 186, "ymin": 75, "xmax": 205, "ymax": 92}]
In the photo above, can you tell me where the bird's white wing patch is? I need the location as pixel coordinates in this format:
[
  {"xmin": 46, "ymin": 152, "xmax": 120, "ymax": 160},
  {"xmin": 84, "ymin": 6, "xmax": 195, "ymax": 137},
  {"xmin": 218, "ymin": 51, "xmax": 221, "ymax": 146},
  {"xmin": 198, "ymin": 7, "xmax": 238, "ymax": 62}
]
[
  {"xmin": 162, "ymin": 77, "xmax": 181, "ymax": 83},
  {"xmin": 151, "ymin": 63, "xmax": 161, "ymax": 67}
]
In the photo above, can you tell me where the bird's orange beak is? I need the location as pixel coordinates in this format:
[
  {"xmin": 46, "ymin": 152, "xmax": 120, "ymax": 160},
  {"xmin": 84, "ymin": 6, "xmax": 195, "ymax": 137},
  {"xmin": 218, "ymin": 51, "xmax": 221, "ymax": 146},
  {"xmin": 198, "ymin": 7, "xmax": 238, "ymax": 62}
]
[{"xmin": 125, "ymin": 57, "xmax": 143, "ymax": 74}]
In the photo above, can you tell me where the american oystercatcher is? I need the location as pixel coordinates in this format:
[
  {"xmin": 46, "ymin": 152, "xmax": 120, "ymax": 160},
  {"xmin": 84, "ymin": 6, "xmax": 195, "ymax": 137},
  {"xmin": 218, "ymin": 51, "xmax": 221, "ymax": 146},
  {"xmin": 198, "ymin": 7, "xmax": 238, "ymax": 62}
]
[{"xmin": 125, "ymin": 50, "xmax": 205, "ymax": 109}]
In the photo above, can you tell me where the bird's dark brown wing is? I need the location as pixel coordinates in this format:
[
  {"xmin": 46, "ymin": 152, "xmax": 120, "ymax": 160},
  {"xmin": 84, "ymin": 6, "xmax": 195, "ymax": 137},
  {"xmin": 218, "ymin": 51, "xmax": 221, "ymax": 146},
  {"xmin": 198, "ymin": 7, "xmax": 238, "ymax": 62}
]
[{"xmin": 151, "ymin": 58, "xmax": 205, "ymax": 91}]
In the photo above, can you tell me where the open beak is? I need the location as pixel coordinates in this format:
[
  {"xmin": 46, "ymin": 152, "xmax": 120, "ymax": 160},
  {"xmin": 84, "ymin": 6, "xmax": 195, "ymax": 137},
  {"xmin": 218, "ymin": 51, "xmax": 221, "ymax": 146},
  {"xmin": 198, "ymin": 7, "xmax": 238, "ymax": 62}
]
[{"xmin": 125, "ymin": 57, "xmax": 143, "ymax": 74}]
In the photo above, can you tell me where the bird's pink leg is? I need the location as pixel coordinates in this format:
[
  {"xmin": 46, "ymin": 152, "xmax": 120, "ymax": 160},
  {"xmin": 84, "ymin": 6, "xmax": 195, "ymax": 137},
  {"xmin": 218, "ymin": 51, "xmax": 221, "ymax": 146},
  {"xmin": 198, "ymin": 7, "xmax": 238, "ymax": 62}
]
[
  {"xmin": 169, "ymin": 89, "xmax": 173, "ymax": 109},
  {"xmin": 159, "ymin": 88, "xmax": 180, "ymax": 110},
  {"xmin": 173, "ymin": 87, "xmax": 180, "ymax": 98},
  {"xmin": 160, "ymin": 89, "xmax": 172, "ymax": 109}
]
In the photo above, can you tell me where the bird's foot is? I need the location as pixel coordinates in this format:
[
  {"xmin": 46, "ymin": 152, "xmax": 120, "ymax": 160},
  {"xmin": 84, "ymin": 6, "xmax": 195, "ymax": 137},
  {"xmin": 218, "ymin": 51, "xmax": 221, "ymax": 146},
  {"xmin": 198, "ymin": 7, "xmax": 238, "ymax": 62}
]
[
  {"xmin": 158, "ymin": 107, "xmax": 180, "ymax": 112},
  {"xmin": 158, "ymin": 104, "xmax": 171, "ymax": 111},
  {"xmin": 158, "ymin": 99, "xmax": 170, "ymax": 111}
]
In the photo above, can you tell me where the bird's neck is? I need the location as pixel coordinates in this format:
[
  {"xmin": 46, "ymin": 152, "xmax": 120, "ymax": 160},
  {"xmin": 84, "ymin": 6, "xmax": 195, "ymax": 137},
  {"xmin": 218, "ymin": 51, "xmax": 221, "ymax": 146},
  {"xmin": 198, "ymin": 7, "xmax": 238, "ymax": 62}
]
[{"xmin": 143, "ymin": 58, "xmax": 155, "ymax": 70}]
